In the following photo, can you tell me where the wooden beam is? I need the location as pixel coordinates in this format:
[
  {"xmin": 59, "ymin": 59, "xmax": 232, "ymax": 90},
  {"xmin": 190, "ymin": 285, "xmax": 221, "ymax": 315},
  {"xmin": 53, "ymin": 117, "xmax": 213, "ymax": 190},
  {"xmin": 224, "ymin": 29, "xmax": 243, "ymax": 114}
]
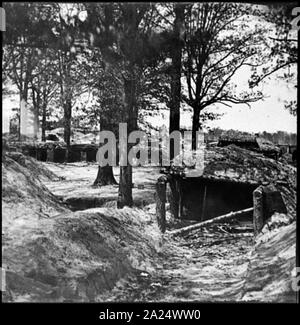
[
  {"xmin": 169, "ymin": 207, "xmax": 254, "ymax": 237},
  {"xmin": 178, "ymin": 178, "xmax": 183, "ymax": 218}
]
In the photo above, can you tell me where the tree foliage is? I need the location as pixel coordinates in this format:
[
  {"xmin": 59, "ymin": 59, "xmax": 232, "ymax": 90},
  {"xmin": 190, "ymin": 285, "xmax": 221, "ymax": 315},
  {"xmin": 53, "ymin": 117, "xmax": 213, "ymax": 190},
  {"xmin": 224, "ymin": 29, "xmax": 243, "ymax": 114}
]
[{"xmin": 2, "ymin": 2, "xmax": 296, "ymax": 207}]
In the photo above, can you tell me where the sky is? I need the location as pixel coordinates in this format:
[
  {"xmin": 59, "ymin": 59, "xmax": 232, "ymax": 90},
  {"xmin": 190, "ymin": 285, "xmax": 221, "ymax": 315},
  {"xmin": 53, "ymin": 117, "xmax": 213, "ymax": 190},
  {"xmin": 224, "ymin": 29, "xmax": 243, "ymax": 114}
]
[
  {"xmin": 145, "ymin": 67, "xmax": 297, "ymax": 134},
  {"xmin": 203, "ymin": 68, "xmax": 297, "ymax": 133},
  {"xmin": 2, "ymin": 3, "xmax": 297, "ymax": 135},
  {"xmin": 2, "ymin": 68, "xmax": 297, "ymax": 135}
]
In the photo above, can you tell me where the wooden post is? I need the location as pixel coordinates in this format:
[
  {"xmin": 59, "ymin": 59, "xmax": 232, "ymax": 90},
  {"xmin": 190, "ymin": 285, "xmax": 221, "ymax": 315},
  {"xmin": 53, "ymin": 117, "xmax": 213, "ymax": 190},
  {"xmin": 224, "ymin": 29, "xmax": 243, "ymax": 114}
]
[
  {"xmin": 169, "ymin": 177, "xmax": 180, "ymax": 219},
  {"xmin": 156, "ymin": 175, "xmax": 168, "ymax": 233},
  {"xmin": 253, "ymin": 186, "xmax": 264, "ymax": 235},
  {"xmin": 178, "ymin": 178, "xmax": 183, "ymax": 218},
  {"xmin": 80, "ymin": 151, "xmax": 87, "ymax": 162},
  {"xmin": 46, "ymin": 148, "xmax": 54, "ymax": 162}
]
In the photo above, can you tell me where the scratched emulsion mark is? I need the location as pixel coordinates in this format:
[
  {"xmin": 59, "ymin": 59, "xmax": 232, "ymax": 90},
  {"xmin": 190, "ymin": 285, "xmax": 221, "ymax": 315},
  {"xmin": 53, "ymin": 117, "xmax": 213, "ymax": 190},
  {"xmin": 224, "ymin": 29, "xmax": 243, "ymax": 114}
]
[
  {"xmin": 0, "ymin": 7, "xmax": 5, "ymax": 31},
  {"xmin": 291, "ymin": 7, "xmax": 300, "ymax": 31},
  {"xmin": 1, "ymin": 266, "xmax": 6, "ymax": 292}
]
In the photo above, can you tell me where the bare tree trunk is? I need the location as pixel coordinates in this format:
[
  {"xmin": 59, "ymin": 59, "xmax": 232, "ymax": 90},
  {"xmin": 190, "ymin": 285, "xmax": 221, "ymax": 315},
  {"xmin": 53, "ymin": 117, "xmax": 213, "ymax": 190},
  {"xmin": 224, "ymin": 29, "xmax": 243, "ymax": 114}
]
[
  {"xmin": 93, "ymin": 115, "xmax": 117, "ymax": 186},
  {"xmin": 31, "ymin": 88, "xmax": 40, "ymax": 140},
  {"xmin": 115, "ymin": 7, "xmax": 145, "ymax": 208},
  {"xmin": 19, "ymin": 91, "xmax": 28, "ymax": 141},
  {"xmin": 64, "ymin": 98, "xmax": 72, "ymax": 162},
  {"xmin": 41, "ymin": 100, "xmax": 47, "ymax": 142},
  {"xmin": 169, "ymin": 177, "xmax": 180, "ymax": 219},
  {"xmin": 33, "ymin": 107, "xmax": 39, "ymax": 141},
  {"xmin": 117, "ymin": 75, "xmax": 137, "ymax": 208},
  {"xmin": 169, "ymin": 4, "xmax": 184, "ymax": 161},
  {"xmin": 93, "ymin": 165, "xmax": 117, "ymax": 186},
  {"xmin": 192, "ymin": 106, "xmax": 200, "ymax": 151},
  {"xmin": 59, "ymin": 49, "xmax": 72, "ymax": 162},
  {"xmin": 156, "ymin": 175, "xmax": 168, "ymax": 233},
  {"xmin": 118, "ymin": 165, "xmax": 133, "ymax": 208}
]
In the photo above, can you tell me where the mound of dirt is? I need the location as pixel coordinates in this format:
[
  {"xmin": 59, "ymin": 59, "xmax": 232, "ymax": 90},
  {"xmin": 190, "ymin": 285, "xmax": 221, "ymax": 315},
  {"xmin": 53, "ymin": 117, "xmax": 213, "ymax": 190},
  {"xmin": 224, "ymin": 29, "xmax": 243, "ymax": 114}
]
[
  {"xmin": 2, "ymin": 153, "xmax": 161, "ymax": 302},
  {"xmin": 2, "ymin": 152, "xmax": 67, "ymax": 226},
  {"xmin": 241, "ymin": 214, "xmax": 296, "ymax": 302},
  {"xmin": 5, "ymin": 151, "xmax": 60, "ymax": 181},
  {"xmin": 2, "ymin": 151, "xmax": 296, "ymax": 303},
  {"xmin": 3, "ymin": 207, "xmax": 161, "ymax": 302}
]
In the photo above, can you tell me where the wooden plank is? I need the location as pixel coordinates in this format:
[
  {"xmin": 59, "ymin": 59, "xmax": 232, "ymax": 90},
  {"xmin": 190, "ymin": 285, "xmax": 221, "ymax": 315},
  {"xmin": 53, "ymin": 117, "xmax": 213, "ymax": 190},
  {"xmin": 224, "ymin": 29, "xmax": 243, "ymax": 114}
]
[
  {"xmin": 169, "ymin": 177, "xmax": 179, "ymax": 219},
  {"xmin": 169, "ymin": 207, "xmax": 254, "ymax": 237},
  {"xmin": 178, "ymin": 178, "xmax": 183, "ymax": 219}
]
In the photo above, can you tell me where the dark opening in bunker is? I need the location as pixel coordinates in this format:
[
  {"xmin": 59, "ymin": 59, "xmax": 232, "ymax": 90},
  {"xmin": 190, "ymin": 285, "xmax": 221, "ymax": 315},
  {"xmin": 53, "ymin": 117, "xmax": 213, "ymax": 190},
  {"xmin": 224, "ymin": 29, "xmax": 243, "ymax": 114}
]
[
  {"xmin": 86, "ymin": 148, "xmax": 97, "ymax": 162},
  {"xmin": 180, "ymin": 178, "xmax": 258, "ymax": 221},
  {"xmin": 37, "ymin": 148, "xmax": 47, "ymax": 161},
  {"xmin": 54, "ymin": 148, "xmax": 67, "ymax": 163}
]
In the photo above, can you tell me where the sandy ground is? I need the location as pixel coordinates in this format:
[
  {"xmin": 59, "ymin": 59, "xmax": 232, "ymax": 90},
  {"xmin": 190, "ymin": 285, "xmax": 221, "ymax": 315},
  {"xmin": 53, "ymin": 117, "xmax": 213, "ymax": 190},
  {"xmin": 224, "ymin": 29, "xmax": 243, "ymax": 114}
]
[
  {"xmin": 2, "ymin": 155, "xmax": 297, "ymax": 302},
  {"xmin": 43, "ymin": 163, "xmax": 159, "ymax": 209},
  {"xmin": 42, "ymin": 161, "xmax": 297, "ymax": 302},
  {"xmin": 96, "ymin": 216, "xmax": 296, "ymax": 302}
]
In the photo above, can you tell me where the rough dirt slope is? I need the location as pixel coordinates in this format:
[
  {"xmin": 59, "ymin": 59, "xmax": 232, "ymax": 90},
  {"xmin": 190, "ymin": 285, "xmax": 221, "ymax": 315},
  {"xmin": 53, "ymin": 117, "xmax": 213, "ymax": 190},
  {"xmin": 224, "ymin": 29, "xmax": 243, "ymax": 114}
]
[
  {"xmin": 241, "ymin": 214, "xmax": 296, "ymax": 302},
  {"xmin": 2, "ymin": 153, "xmax": 161, "ymax": 302},
  {"xmin": 2, "ymin": 152, "xmax": 296, "ymax": 302}
]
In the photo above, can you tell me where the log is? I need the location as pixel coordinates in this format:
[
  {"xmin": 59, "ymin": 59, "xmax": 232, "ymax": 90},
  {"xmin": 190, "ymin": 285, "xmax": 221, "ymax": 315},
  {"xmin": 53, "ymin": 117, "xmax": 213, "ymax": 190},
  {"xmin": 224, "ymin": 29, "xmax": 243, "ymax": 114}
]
[{"xmin": 169, "ymin": 207, "xmax": 254, "ymax": 237}]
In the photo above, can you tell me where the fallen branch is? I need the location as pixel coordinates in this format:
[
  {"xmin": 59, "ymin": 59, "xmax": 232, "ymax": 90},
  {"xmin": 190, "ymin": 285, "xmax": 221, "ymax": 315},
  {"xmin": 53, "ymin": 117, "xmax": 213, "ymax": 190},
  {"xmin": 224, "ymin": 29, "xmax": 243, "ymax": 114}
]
[{"xmin": 169, "ymin": 207, "xmax": 254, "ymax": 237}]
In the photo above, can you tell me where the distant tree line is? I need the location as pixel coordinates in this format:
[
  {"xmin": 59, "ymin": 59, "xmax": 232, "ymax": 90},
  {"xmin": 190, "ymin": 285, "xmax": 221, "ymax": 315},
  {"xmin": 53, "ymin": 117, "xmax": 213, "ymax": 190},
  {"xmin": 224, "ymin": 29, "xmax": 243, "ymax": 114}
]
[{"xmin": 205, "ymin": 127, "xmax": 297, "ymax": 145}]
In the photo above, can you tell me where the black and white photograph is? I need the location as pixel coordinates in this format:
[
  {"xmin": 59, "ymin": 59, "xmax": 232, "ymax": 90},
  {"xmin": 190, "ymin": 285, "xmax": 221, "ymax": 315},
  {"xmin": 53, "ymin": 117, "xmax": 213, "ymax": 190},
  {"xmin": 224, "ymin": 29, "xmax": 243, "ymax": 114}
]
[{"xmin": 1, "ymin": 1, "xmax": 298, "ymax": 306}]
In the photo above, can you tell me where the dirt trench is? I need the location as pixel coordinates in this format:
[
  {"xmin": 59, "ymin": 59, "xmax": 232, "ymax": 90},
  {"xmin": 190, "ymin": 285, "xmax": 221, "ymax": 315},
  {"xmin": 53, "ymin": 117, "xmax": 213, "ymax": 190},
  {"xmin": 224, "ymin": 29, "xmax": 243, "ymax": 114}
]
[
  {"xmin": 3, "ymin": 158, "xmax": 295, "ymax": 302},
  {"xmin": 39, "ymin": 162, "xmax": 257, "ymax": 302},
  {"xmin": 95, "ymin": 222, "xmax": 255, "ymax": 302},
  {"xmin": 94, "ymin": 217, "xmax": 296, "ymax": 303},
  {"xmin": 42, "ymin": 162, "xmax": 296, "ymax": 302}
]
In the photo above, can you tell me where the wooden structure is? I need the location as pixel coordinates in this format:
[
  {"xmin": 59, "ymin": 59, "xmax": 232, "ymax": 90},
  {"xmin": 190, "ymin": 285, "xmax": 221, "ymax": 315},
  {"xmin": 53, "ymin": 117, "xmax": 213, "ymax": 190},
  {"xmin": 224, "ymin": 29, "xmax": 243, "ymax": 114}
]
[
  {"xmin": 5, "ymin": 141, "xmax": 98, "ymax": 163},
  {"xmin": 156, "ymin": 144, "xmax": 295, "ymax": 234},
  {"xmin": 278, "ymin": 144, "xmax": 297, "ymax": 155},
  {"xmin": 218, "ymin": 135, "xmax": 280, "ymax": 160},
  {"xmin": 170, "ymin": 207, "xmax": 254, "ymax": 237},
  {"xmin": 156, "ymin": 176, "xmax": 168, "ymax": 233},
  {"xmin": 253, "ymin": 184, "xmax": 287, "ymax": 235}
]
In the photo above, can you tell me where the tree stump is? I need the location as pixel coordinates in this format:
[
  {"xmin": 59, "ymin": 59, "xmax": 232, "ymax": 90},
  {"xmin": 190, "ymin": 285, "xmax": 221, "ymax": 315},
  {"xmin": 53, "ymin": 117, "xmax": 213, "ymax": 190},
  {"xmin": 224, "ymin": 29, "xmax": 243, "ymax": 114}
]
[
  {"xmin": 156, "ymin": 175, "xmax": 168, "ymax": 233},
  {"xmin": 93, "ymin": 165, "xmax": 117, "ymax": 186}
]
